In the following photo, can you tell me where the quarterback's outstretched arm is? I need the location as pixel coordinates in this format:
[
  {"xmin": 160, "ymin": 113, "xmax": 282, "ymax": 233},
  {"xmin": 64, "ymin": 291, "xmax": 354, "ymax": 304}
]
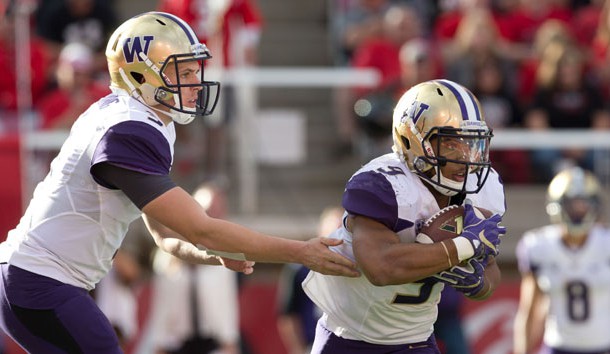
[{"xmin": 143, "ymin": 186, "xmax": 360, "ymax": 277}]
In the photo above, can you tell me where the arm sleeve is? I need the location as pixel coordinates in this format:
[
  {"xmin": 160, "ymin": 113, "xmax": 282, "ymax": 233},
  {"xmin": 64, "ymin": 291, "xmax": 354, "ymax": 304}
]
[
  {"xmin": 91, "ymin": 162, "xmax": 176, "ymax": 210},
  {"xmin": 342, "ymin": 170, "xmax": 399, "ymax": 231},
  {"xmin": 92, "ymin": 121, "xmax": 173, "ymax": 175}
]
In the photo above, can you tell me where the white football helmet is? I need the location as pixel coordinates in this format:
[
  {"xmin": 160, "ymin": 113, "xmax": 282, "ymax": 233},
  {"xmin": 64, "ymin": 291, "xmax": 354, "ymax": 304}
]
[
  {"xmin": 392, "ymin": 79, "xmax": 492, "ymax": 195},
  {"xmin": 105, "ymin": 12, "xmax": 220, "ymax": 124},
  {"xmin": 546, "ymin": 166, "xmax": 602, "ymax": 237}
]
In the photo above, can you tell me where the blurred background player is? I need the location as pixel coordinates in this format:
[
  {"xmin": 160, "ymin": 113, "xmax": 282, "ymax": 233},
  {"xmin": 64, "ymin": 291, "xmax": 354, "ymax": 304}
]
[
  {"xmin": 276, "ymin": 206, "xmax": 344, "ymax": 354},
  {"xmin": 303, "ymin": 79, "xmax": 506, "ymax": 354},
  {"xmin": 513, "ymin": 166, "xmax": 610, "ymax": 354}
]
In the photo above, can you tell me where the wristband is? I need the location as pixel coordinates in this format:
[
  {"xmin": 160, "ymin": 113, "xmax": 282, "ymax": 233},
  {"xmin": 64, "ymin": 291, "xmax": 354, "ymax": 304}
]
[
  {"xmin": 440, "ymin": 241, "xmax": 453, "ymax": 268},
  {"xmin": 452, "ymin": 237, "xmax": 475, "ymax": 261}
]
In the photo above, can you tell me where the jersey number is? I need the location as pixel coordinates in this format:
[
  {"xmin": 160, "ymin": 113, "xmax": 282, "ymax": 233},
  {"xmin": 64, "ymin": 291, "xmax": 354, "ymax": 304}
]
[
  {"xmin": 565, "ymin": 280, "xmax": 589, "ymax": 322},
  {"xmin": 376, "ymin": 166, "xmax": 405, "ymax": 176},
  {"xmin": 392, "ymin": 278, "xmax": 439, "ymax": 305}
]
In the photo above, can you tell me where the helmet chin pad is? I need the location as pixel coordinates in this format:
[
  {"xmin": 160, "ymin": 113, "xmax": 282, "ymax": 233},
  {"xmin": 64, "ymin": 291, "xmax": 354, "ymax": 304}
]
[{"xmin": 423, "ymin": 168, "xmax": 462, "ymax": 196}]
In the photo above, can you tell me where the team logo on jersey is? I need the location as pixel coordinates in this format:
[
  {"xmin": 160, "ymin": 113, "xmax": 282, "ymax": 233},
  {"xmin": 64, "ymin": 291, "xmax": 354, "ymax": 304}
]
[{"xmin": 123, "ymin": 36, "xmax": 154, "ymax": 63}]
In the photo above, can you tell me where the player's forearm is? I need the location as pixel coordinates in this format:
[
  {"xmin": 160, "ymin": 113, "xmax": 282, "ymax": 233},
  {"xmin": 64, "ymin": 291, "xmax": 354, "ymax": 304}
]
[
  {"xmin": 156, "ymin": 238, "xmax": 221, "ymax": 265},
  {"xmin": 358, "ymin": 242, "xmax": 460, "ymax": 286},
  {"xmin": 143, "ymin": 213, "xmax": 221, "ymax": 264},
  {"xmin": 513, "ymin": 319, "xmax": 535, "ymax": 354},
  {"xmin": 143, "ymin": 188, "xmax": 302, "ymax": 264},
  {"xmin": 190, "ymin": 218, "xmax": 303, "ymax": 264}
]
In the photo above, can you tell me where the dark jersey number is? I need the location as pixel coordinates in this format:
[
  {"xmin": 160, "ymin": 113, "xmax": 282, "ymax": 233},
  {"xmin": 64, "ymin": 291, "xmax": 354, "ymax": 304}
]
[
  {"xmin": 566, "ymin": 280, "xmax": 589, "ymax": 322},
  {"xmin": 392, "ymin": 278, "xmax": 440, "ymax": 305},
  {"xmin": 376, "ymin": 166, "xmax": 405, "ymax": 176}
]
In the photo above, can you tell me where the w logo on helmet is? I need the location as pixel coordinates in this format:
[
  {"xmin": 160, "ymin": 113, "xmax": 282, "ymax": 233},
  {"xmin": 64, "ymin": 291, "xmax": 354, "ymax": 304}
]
[
  {"xmin": 405, "ymin": 101, "xmax": 429, "ymax": 124},
  {"xmin": 123, "ymin": 36, "xmax": 154, "ymax": 63}
]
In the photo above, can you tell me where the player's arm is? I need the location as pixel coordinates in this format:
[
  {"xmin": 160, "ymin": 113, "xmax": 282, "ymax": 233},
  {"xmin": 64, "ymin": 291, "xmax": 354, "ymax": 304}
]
[
  {"xmin": 144, "ymin": 216, "xmax": 254, "ymax": 274},
  {"xmin": 91, "ymin": 121, "xmax": 357, "ymax": 277},
  {"xmin": 350, "ymin": 215, "xmax": 459, "ymax": 286},
  {"xmin": 142, "ymin": 213, "xmax": 222, "ymax": 265},
  {"xmin": 92, "ymin": 161, "xmax": 357, "ymax": 276},
  {"xmin": 513, "ymin": 271, "xmax": 546, "ymax": 354},
  {"xmin": 143, "ymin": 186, "xmax": 358, "ymax": 277},
  {"xmin": 92, "ymin": 162, "xmax": 256, "ymax": 273},
  {"xmin": 344, "ymin": 170, "xmax": 458, "ymax": 285}
]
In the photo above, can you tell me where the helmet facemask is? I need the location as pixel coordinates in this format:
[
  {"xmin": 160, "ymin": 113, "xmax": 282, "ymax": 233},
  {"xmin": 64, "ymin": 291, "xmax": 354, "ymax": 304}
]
[
  {"xmin": 560, "ymin": 197, "xmax": 599, "ymax": 237},
  {"xmin": 150, "ymin": 49, "xmax": 220, "ymax": 124},
  {"xmin": 134, "ymin": 46, "xmax": 220, "ymax": 124},
  {"xmin": 415, "ymin": 126, "xmax": 493, "ymax": 195}
]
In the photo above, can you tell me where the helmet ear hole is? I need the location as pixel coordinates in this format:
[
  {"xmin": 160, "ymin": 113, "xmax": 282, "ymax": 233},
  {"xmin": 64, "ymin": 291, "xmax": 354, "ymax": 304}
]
[
  {"xmin": 130, "ymin": 72, "xmax": 145, "ymax": 84},
  {"xmin": 401, "ymin": 136, "xmax": 410, "ymax": 150}
]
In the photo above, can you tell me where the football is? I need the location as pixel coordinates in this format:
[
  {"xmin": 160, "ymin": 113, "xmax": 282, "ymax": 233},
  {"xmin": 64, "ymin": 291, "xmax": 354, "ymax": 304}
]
[{"xmin": 416, "ymin": 205, "xmax": 493, "ymax": 244}]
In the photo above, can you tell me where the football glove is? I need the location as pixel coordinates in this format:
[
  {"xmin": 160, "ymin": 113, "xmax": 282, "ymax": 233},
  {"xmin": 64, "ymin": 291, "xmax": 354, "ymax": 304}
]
[
  {"xmin": 434, "ymin": 258, "xmax": 486, "ymax": 297},
  {"xmin": 454, "ymin": 202, "xmax": 505, "ymax": 261}
]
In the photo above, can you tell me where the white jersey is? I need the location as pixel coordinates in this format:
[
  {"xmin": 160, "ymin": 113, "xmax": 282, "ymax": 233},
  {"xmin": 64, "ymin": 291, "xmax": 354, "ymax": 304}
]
[
  {"xmin": 516, "ymin": 224, "xmax": 610, "ymax": 351},
  {"xmin": 0, "ymin": 89, "xmax": 176, "ymax": 290},
  {"xmin": 303, "ymin": 153, "xmax": 505, "ymax": 345}
]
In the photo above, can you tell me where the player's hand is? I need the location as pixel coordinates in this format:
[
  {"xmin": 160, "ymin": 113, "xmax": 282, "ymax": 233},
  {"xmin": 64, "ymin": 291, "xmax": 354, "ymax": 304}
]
[
  {"xmin": 219, "ymin": 257, "xmax": 255, "ymax": 275},
  {"xmin": 434, "ymin": 258, "xmax": 486, "ymax": 297},
  {"xmin": 301, "ymin": 238, "xmax": 360, "ymax": 277},
  {"xmin": 456, "ymin": 203, "xmax": 505, "ymax": 261}
]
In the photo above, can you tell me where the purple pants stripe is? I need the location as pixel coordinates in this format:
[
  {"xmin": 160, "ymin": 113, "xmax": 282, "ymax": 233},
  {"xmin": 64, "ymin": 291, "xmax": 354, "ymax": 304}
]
[
  {"xmin": 0, "ymin": 264, "xmax": 122, "ymax": 353},
  {"xmin": 311, "ymin": 318, "xmax": 441, "ymax": 354}
]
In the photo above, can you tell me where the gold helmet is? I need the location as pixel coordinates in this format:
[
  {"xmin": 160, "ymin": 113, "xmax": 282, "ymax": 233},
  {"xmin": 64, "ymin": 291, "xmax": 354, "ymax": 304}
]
[
  {"xmin": 392, "ymin": 79, "xmax": 493, "ymax": 195},
  {"xmin": 105, "ymin": 12, "xmax": 220, "ymax": 124},
  {"xmin": 546, "ymin": 166, "xmax": 602, "ymax": 237}
]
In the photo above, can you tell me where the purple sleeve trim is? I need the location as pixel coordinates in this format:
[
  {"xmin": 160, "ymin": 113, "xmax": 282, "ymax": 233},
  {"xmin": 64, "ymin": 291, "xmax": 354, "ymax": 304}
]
[
  {"xmin": 91, "ymin": 121, "xmax": 172, "ymax": 175},
  {"xmin": 342, "ymin": 170, "xmax": 403, "ymax": 231}
]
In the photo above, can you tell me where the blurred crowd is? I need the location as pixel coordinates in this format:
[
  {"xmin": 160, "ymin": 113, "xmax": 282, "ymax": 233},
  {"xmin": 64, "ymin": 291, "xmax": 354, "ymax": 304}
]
[
  {"xmin": 1, "ymin": 0, "xmax": 610, "ymax": 187},
  {"xmin": 1, "ymin": 0, "xmax": 609, "ymax": 354},
  {"xmin": 331, "ymin": 0, "xmax": 610, "ymax": 185}
]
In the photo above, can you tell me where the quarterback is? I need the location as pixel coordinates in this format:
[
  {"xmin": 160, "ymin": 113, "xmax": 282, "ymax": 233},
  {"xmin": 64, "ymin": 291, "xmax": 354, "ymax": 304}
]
[
  {"xmin": 0, "ymin": 12, "xmax": 358, "ymax": 353},
  {"xmin": 303, "ymin": 79, "xmax": 507, "ymax": 353},
  {"xmin": 514, "ymin": 167, "xmax": 610, "ymax": 354}
]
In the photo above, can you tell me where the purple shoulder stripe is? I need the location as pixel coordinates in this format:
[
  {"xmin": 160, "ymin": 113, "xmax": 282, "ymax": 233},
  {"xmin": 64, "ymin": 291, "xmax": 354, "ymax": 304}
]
[
  {"xmin": 91, "ymin": 121, "xmax": 172, "ymax": 175},
  {"xmin": 342, "ymin": 170, "xmax": 413, "ymax": 232}
]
